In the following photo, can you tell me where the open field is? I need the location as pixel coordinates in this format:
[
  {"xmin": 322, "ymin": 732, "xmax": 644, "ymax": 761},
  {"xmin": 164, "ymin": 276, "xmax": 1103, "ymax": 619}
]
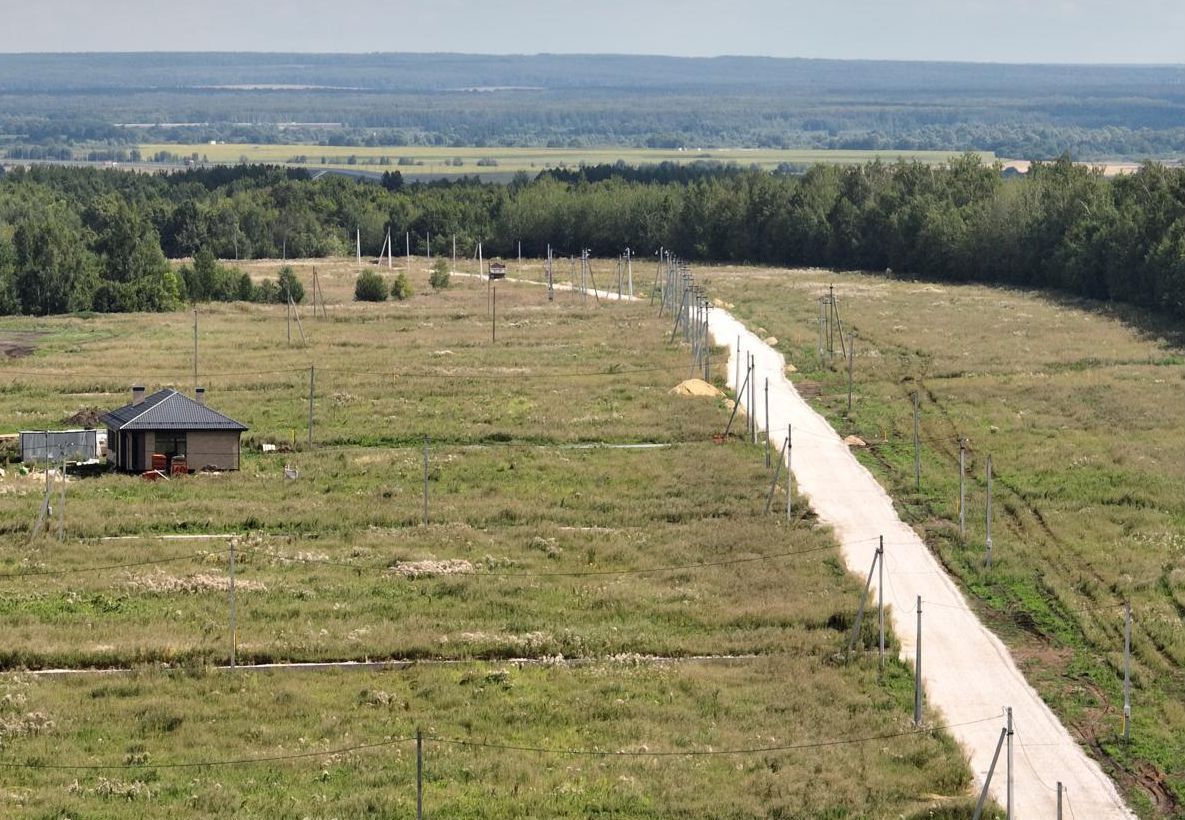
[
  {"xmin": 0, "ymin": 261, "xmax": 987, "ymax": 816},
  {"xmin": 0, "ymin": 661, "xmax": 974, "ymax": 818},
  {"xmin": 136, "ymin": 143, "xmax": 997, "ymax": 179},
  {"xmin": 707, "ymin": 266, "xmax": 1185, "ymax": 816}
]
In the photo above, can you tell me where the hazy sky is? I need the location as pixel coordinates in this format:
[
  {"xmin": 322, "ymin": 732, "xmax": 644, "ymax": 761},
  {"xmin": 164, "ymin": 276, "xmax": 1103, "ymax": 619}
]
[{"xmin": 1, "ymin": 0, "xmax": 1182, "ymax": 64}]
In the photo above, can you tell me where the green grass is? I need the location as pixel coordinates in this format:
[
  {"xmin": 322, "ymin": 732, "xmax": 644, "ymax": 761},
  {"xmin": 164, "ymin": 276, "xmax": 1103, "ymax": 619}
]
[
  {"xmin": 0, "ymin": 261, "xmax": 990, "ymax": 816},
  {"xmin": 0, "ymin": 661, "xmax": 981, "ymax": 818},
  {"xmin": 707, "ymin": 264, "xmax": 1185, "ymax": 817}
]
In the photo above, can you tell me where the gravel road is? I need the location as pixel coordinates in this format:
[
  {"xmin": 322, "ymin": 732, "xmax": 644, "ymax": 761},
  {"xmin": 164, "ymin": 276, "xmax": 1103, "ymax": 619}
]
[{"xmin": 713, "ymin": 308, "xmax": 1133, "ymax": 818}]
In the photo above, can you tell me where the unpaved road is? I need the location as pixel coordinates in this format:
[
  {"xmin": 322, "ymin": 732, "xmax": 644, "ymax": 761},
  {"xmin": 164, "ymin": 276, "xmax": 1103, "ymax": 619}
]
[{"xmin": 713, "ymin": 309, "xmax": 1133, "ymax": 817}]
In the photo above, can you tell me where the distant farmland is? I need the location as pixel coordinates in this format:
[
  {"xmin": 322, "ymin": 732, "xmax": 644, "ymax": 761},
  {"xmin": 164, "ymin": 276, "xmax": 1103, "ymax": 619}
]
[{"xmin": 136, "ymin": 143, "xmax": 997, "ymax": 180}]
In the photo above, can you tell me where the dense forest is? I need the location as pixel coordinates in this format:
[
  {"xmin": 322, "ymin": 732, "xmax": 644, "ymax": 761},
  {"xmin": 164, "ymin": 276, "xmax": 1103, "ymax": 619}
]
[
  {"xmin": 0, "ymin": 158, "xmax": 1182, "ymax": 318},
  {"xmin": 0, "ymin": 53, "xmax": 1182, "ymax": 159}
]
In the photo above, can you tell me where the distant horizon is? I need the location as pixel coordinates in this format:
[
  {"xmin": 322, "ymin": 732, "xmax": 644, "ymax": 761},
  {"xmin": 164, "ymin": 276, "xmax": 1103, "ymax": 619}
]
[
  {"xmin": 0, "ymin": 50, "xmax": 1180, "ymax": 69},
  {"xmin": 3, "ymin": 0, "xmax": 1183, "ymax": 65}
]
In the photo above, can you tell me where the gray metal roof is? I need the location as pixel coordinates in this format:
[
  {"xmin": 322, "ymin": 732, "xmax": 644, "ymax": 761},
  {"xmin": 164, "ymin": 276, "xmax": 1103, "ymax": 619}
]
[{"xmin": 99, "ymin": 389, "xmax": 248, "ymax": 432}]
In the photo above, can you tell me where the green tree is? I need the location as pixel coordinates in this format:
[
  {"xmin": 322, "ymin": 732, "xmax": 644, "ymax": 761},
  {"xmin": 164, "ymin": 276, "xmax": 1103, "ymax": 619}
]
[
  {"xmin": 277, "ymin": 265, "xmax": 305, "ymax": 303},
  {"xmin": 12, "ymin": 211, "xmax": 100, "ymax": 315},
  {"xmin": 429, "ymin": 257, "xmax": 451, "ymax": 290},
  {"xmin": 390, "ymin": 271, "xmax": 413, "ymax": 301},
  {"xmin": 354, "ymin": 270, "xmax": 387, "ymax": 301}
]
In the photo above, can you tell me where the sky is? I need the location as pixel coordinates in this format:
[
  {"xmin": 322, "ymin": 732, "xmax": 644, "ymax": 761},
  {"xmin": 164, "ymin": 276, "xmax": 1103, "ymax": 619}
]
[{"xmin": 0, "ymin": 0, "xmax": 1182, "ymax": 64}]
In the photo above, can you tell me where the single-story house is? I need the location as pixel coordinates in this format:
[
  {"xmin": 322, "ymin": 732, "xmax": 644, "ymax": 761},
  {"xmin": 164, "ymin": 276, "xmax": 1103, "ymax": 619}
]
[{"xmin": 100, "ymin": 386, "xmax": 248, "ymax": 472}]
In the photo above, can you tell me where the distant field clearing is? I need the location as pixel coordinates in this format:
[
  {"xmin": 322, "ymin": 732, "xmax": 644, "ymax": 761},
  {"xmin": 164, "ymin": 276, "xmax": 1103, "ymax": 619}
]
[{"xmin": 136, "ymin": 143, "xmax": 997, "ymax": 176}]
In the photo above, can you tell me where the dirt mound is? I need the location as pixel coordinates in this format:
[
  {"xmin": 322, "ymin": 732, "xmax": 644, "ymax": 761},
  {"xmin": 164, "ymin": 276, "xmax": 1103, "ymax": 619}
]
[
  {"xmin": 390, "ymin": 559, "xmax": 473, "ymax": 578},
  {"xmin": 61, "ymin": 407, "xmax": 104, "ymax": 428},
  {"xmin": 0, "ymin": 331, "xmax": 44, "ymax": 359},
  {"xmin": 670, "ymin": 379, "xmax": 723, "ymax": 397}
]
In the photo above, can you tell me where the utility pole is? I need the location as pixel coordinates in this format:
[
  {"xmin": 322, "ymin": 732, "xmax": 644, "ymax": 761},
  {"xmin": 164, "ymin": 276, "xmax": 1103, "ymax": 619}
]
[
  {"xmin": 193, "ymin": 307, "xmax": 198, "ymax": 391},
  {"xmin": 416, "ymin": 727, "xmax": 424, "ymax": 820},
  {"xmin": 846, "ymin": 332, "xmax": 854, "ymax": 415},
  {"xmin": 878, "ymin": 536, "xmax": 885, "ymax": 674},
  {"xmin": 959, "ymin": 438, "xmax": 966, "ymax": 539},
  {"xmin": 735, "ymin": 338, "xmax": 741, "ymax": 396},
  {"xmin": 546, "ymin": 244, "xmax": 554, "ymax": 302},
  {"xmin": 912, "ymin": 390, "xmax": 921, "ymax": 491},
  {"xmin": 422, "ymin": 436, "xmax": 430, "ymax": 526},
  {"xmin": 914, "ymin": 595, "xmax": 922, "ymax": 726},
  {"xmin": 307, "ymin": 366, "xmax": 315, "ymax": 449},
  {"xmin": 985, "ymin": 454, "xmax": 994, "ymax": 567},
  {"xmin": 1006, "ymin": 706, "xmax": 1014, "ymax": 819},
  {"xmin": 786, "ymin": 424, "xmax": 793, "ymax": 521},
  {"xmin": 228, "ymin": 539, "xmax": 237, "ymax": 669},
  {"xmin": 56, "ymin": 447, "xmax": 66, "ymax": 541},
  {"xmin": 764, "ymin": 378, "xmax": 770, "ymax": 468},
  {"xmin": 406, "ymin": 231, "xmax": 411, "ymax": 273},
  {"xmin": 625, "ymin": 246, "xmax": 633, "ymax": 299},
  {"xmin": 1123, "ymin": 601, "xmax": 1132, "ymax": 744},
  {"xmin": 749, "ymin": 355, "xmax": 756, "ymax": 444}
]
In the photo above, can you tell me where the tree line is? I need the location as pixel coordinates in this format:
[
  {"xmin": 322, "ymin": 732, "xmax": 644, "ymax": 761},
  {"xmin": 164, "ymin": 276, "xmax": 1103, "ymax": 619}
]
[{"xmin": 0, "ymin": 157, "xmax": 1182, "ymax": 318}]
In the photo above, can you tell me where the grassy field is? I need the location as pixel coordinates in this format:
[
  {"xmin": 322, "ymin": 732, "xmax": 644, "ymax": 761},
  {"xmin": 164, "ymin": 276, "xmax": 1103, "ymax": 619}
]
[
  {"xmin": 0, "ymin": 261, "xmax": 989, "ymax": 816},
  {"xmin": 136, "ymin": 143, "xmax": 997, "ymax": 179},
  {"xmin": 706, "ymin": 265, "xmax": 1185, "ymax": 817}
]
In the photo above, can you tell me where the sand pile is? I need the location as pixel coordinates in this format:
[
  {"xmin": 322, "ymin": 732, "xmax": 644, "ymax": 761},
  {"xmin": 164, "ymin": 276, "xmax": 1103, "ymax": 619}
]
[{"xmin": 669, "ymin": 379, "xmax": 723, "ymax": 397}]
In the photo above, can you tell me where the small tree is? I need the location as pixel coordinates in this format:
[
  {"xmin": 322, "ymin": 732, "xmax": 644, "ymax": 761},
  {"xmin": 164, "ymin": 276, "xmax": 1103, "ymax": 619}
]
[
  {"xmin": 390, "ymin": 271, "xmax": 413, "ymax": 301},
  {"xmin": 354, "ymin": 270, "xmax": 387, "ymax": 302},
  {"xmin": 277, "ymin": 265, "xmax": 305, "ymax": 303},
  {"xmin": 429, "ymin": 257, "xmax": 451, "ymax": 290}
]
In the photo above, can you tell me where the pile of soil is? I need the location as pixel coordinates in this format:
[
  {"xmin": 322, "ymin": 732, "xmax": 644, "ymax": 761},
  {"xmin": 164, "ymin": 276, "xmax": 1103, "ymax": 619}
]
[
  {"xmin": 61, "ymin": 407, "xmax": 105, "ymax": 427},
  {"xmin": 0, "ymin": 331, "xmax": 44, "ymax": 359},
  {"xmin": 669, "ymin": 379, "xmax": 723, "ymax": 397}
]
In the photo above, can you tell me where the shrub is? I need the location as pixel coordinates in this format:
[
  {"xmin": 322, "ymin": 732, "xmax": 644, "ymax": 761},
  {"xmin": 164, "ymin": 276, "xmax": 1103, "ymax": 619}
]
[
  {"xmin": 429, "ymin": 258, "xmax": 451, "ymax": 290},
  {"xmin": 354, "ymin": 270, "xmax": 387, "ymax": 301},
  {"xmin": 277, "ymin": 265, "xmax": 305, "ymax": 303},
  {"xmin": 390, "ymin": 271, "xmax": 413, "ymax": 301}
]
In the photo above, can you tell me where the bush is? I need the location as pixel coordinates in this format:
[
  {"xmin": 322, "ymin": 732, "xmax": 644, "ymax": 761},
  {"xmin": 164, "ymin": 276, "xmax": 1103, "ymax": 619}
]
[
  {"xmin": 354, "ymin": 270, "xmax": 387, "ymax": 301},
  {"xmin": 429, "ymin": 258, "xmax": 451, "ymax": 290},
  {"xmin": 390, "ymin": 271, "xmax": 413, "ymax": 301},
  {"xmin": 277, "ymin": 265, "xmax": 305, "ymax": 303}
]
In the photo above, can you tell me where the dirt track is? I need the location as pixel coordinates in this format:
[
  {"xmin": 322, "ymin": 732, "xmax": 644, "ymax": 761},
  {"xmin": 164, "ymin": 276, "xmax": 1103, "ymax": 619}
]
[{"xmin": 713, "ymin": 308, "xmax": 1133, "ymax": 817}]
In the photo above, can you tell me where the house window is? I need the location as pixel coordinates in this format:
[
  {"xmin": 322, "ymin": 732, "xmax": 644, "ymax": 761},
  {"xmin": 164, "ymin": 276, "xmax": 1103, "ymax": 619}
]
[{"xmin": 155, "ymin": 431, "xmax": 187, "ymax": 458}]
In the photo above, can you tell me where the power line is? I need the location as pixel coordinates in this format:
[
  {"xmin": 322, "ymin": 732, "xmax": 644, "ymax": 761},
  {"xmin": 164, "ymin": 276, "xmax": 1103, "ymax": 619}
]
[
  {"xmin": 0, "ymin": 715, "xmax": 1002, "ymax": 770},
  {"xmin": 0, "ymin": 530, "xmax": 873, "ymax": 585},
  {"xmin": 432, "ymin": 714, "xmax": 1001, "ymax": 757},
  {"xmin": 0, "ymin": 551, "xmax": 208, "ymax": 580}
]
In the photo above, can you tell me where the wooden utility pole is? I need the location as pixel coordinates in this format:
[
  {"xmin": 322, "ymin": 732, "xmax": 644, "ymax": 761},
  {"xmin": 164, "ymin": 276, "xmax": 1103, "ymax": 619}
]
[
  {"xmin": 193, "ymin": 307, "xmax": 198, "ymax": 390},
  {"xmin": 985, "ymin": 454, "xmax": 994, "ymax": 567},
  {"xmin": 912, "ymin": 390, "xmax": 921, "ymax": 491},
  {"xmin": 958, "ymin": 438, "xmax": 967, "ymax": 539},
  {"xmin": 228, "ymin": 539, "xmax": 237, "ymax": 669},
  {"xmin": 307, "ymin": 366, "xmax": 315, "ymax": 449},
  {"xmin": 1123, "ymin": 601, "xmax": 1132, "ymax": 744},
  {"xmin": 422, "ymin": 437, "xmax": 430, "ymax": 526},
  {"xmin": 914, "ymin": 595, "xmax": 923, "ymax": 726}
]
